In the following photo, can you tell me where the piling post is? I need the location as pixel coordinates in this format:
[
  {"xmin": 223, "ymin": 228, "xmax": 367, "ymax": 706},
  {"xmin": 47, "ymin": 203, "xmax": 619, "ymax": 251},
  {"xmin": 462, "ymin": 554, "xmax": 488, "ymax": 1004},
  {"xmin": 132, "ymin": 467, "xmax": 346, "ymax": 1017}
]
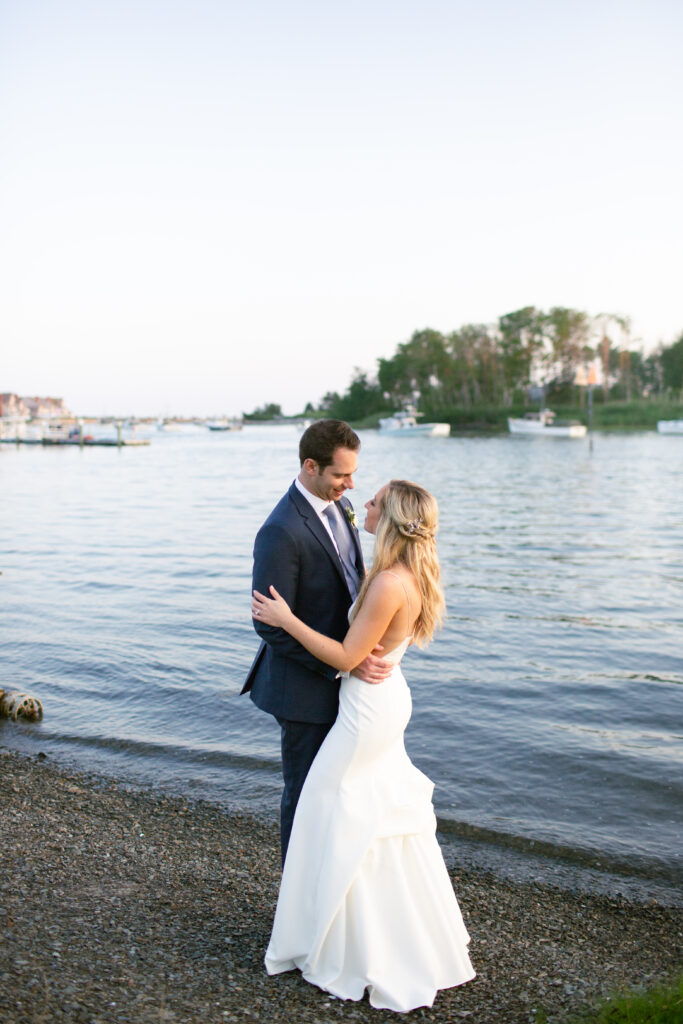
[{"xmin": 587, "ymin": 362, "xmax": 597, "ymax": 453}]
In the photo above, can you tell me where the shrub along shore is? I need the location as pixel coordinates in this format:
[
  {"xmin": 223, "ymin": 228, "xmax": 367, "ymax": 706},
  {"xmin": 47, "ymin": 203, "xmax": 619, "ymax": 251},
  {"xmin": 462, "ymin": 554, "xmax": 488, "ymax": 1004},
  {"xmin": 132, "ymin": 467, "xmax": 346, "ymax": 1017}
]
[
  {"xmin": 351, "ymin": 399, "xmax": 683, "ymax": 432},
  {"xmin": 1, "ymin": 748, "xmax": 680, "ymax": 1024}
]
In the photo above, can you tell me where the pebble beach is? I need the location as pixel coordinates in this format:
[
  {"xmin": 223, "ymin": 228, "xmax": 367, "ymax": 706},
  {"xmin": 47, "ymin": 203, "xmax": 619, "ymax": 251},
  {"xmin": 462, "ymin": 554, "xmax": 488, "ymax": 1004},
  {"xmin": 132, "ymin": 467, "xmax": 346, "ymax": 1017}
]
[{"xmin": 1, "ymin": 748, "xmax": 680, "ymax": 1024}]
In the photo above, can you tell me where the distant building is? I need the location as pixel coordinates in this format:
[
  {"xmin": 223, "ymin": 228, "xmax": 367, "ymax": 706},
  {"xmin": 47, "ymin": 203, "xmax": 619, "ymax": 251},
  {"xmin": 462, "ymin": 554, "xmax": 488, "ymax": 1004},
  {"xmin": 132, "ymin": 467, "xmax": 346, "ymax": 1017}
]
[
  {"xmin": 0, "ymin": 393, "xmax": 27, "ymax": 417},
  {"xmin": 23, "ymin": 395, "xmax": 72, "ymax": 418},
  {"xmin": 0, "ymin": 393, "xmax": 71, "ymax": 418}
]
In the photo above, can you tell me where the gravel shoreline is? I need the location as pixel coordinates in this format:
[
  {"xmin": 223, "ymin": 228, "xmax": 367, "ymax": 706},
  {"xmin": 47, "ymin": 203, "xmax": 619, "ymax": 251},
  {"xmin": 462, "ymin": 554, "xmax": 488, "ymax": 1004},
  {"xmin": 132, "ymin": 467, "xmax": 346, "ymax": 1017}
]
[{"xmin": 1, "ymin": 748, "xmax": 680, "ymax": 1024}]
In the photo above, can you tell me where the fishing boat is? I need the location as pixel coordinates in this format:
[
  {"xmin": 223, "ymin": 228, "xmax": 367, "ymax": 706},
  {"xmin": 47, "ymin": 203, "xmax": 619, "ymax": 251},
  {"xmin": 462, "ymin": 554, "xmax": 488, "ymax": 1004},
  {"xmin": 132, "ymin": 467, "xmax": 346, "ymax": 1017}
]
[
  {"xmin": 0, "ymin": 417, "xmax": 28, "ymax": 442},
  {"xmin": 656, "ymin": 420, "xmax": 683, "ymax": 434},
  {"xmin": 0, "ymin": 418, "xmax": 74, "ymax": 443},
  {"xmin": 206, "ymin": 419, "xmax": 243, "ymax": 431},
  {"xmin": 42, "ymin": 421, "xmax": 80, "ymax": 443},
  {"xmin": 508, "ymin": 409, "xmax": 587, "ymax": 438},
  {"xmin": 378, "ymin": 407, "xmax": 450, "ymax": 437}
]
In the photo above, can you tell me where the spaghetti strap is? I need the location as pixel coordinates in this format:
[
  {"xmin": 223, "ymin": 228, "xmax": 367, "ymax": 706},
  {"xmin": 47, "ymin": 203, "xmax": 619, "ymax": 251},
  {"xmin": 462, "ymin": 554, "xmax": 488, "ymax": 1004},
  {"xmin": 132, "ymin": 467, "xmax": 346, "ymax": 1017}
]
[{"xmin": 382, "ymin": 570, "xmax": 412, "ymax": 635}]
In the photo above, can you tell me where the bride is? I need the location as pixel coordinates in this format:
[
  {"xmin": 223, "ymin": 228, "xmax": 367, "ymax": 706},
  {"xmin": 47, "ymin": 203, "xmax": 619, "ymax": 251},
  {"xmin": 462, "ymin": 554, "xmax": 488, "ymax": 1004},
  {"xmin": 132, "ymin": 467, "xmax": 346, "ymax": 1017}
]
[{"xmin": 251, "ymin": 479, "xmax": 475, "ymax": 1013}]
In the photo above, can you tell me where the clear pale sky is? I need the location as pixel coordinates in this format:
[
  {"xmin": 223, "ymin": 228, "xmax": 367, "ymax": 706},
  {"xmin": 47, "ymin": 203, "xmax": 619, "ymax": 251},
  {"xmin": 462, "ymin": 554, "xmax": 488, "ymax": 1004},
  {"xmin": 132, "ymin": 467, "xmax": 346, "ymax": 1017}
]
[{"xmin": 1, "ymin": 0, "xmax": 681, "ymax": 417}]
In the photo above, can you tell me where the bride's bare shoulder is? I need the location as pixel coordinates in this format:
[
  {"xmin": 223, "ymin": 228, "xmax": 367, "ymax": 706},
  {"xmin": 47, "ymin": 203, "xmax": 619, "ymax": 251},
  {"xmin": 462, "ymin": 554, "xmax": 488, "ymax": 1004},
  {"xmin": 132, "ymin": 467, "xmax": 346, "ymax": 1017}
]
[
  {"xmin": 378, "ymin": 567, "xmax": 422, "ymax": 611},
  {"xmin": 360, "ymin": 570, "xmax": 405, "ymax": 607},
  {"xmin": 366, "ymin": 570, "xmax": 404, "ymax": 596},
  {"xmin": 378, "ymin": 565, "xmax": 416, "ymax": 588},
  {"xmin": 370, "ymin": 568, "xmax": 419, "ymax": 603}
]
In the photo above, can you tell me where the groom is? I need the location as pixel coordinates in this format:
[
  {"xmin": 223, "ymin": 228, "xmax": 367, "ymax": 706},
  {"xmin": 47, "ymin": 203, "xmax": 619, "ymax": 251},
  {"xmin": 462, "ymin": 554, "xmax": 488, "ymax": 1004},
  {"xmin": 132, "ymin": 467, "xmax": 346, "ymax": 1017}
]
[{"xmin": 242, "ymin": 419, "xmax": 391, "ymax": 862}]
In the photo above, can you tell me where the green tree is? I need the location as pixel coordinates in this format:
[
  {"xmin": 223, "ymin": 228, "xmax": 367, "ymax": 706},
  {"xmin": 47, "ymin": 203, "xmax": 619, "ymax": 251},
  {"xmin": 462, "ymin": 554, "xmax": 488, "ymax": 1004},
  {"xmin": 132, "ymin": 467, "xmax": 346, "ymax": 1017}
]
[
  {"xmin": 314, "ymin": 305, "xmax": 673, "ymax": 423},
  {"xmin": 642, "ymin": 349, "xmax": 664, "ymax": 394},
  {"xmin": 319, "ymin": 391, "xmax": 341, "ymax": 412},
  {"xmin": 318, "ymin": 370, "xmax": 386, "ymax": 421},
  {"xmin": 661, "ymin": 333, "xmax": 683, "ymax": 392},
  {"xmin": 242, "ymin": 402, "xmax": 282, "ymax": 421},
  {"xmin": 377, "ymin": 348, "xmax": 414, "ymax": 406},
  {"xmin": 543, "ymin": 307, "xmax": 592, "ymax": 393},
  {"xmin": 593, "ymin": 313, "xmax": 632, "ymax": 402},
  {"xmin": 377, "ymin": 329, "xmax": 451, "ymax": 408},
  {"xmin": 337, "ymin": 370, "xmax": 385, "ymax": 420},
  {"xmin": 497, "ymin": 306, "xmax": 546, "ymax": 403},
  {"xmin": 446, "ymin": 323, "xmax": 501, "ymax": 405}
]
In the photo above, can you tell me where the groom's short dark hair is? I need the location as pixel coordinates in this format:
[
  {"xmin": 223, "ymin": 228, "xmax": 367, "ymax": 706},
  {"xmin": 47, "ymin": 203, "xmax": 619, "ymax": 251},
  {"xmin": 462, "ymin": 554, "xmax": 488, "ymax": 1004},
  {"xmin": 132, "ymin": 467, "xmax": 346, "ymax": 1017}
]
[{"xmin": 299, "ymin": 419, "xmax": 360, "ymax": 470}]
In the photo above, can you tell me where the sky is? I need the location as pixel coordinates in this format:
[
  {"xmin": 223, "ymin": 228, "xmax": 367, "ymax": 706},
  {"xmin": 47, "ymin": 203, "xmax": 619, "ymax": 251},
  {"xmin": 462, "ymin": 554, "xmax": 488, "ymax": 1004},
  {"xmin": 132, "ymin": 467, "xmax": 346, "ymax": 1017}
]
[{"xmin": 1, "ymin": 0, "xmax": 681, "ymax": 417}]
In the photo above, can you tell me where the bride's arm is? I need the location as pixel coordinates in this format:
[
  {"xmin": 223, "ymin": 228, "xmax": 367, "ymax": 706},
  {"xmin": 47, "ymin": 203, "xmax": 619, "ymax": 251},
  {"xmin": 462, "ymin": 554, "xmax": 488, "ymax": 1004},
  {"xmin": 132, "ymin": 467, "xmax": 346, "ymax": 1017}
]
[{"xmin": 252, "ymin": 574, "xmax": 403, "ymax": 672}]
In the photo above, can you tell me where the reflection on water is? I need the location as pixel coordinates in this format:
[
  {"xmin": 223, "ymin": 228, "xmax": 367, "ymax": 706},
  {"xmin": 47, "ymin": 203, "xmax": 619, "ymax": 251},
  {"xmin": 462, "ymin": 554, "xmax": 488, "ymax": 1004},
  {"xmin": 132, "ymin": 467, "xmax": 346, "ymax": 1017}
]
[{"xmin": 2, "ymin": 426, "xmax": 682, "ymax": 897}]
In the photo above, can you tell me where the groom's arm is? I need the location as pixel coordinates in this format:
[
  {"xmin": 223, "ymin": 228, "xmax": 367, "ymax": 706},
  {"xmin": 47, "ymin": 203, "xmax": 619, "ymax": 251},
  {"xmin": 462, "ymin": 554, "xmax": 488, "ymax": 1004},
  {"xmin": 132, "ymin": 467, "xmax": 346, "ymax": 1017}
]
[{"xmin": 252, "ymin": 522, "xmax": 339, "ymax": 680}]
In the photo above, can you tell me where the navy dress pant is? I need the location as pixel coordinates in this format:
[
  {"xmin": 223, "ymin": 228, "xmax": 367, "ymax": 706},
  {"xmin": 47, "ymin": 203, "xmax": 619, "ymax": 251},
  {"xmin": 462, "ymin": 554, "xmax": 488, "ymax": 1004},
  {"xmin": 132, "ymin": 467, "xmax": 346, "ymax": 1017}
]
[{"xmin": 277, "ymin": 717, "xmax": 334, "ymax": 865}]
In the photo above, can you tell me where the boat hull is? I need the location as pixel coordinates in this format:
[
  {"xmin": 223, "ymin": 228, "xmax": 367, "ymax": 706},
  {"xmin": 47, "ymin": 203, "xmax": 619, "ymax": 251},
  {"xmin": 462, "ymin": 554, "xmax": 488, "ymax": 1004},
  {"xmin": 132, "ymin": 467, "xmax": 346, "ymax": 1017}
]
[
  {"xmin": 508, "ymin": 418, "xmax": 587, "ymax": 438},
  {"xmin": 656, "ymin": 420, "xmax": 683, "ymax": 434},
  {"xmin": 379, "ymin": 420, "xmax": 450, "ymax": 437},
  {"xmin": 207, "ymin": 420, "xmax": 243, "ymax": 431}
]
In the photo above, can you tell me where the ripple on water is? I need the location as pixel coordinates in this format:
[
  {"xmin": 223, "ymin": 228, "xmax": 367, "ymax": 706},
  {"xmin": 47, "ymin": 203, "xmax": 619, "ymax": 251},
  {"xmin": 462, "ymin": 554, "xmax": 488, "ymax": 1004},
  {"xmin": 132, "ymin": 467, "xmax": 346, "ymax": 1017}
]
[{"xmin": 2, "ymin": 428, "xmax": 682, "ymax": 894}]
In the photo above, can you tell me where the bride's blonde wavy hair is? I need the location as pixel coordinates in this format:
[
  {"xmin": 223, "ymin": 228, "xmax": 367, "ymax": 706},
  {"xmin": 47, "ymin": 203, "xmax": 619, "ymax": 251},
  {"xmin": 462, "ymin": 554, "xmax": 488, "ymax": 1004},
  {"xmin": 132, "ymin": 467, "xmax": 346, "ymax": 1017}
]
[{"xmin": 351, "ymin": 479, "xmax": 445, "ymax": 647}]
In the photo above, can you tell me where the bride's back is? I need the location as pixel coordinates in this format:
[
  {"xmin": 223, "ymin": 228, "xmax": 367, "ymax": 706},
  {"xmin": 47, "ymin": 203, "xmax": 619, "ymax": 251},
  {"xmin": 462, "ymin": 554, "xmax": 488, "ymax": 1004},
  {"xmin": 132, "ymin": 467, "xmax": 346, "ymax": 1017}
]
[
  {"xmin": 353, "ymin": 479, "xmax": 444, "ymax": 651},
  {"xmin": 371, "ymin": 567, "xmax": 422, "ymax": 657}
]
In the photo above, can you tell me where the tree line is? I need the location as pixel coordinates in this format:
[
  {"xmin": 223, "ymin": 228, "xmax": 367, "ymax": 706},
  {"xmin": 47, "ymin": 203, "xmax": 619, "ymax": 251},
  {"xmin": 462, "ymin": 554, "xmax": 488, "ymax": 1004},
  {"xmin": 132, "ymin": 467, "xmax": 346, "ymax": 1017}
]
[{"xmin": 310, "ymin": 307, "xmax": 683, "ymax": 423}]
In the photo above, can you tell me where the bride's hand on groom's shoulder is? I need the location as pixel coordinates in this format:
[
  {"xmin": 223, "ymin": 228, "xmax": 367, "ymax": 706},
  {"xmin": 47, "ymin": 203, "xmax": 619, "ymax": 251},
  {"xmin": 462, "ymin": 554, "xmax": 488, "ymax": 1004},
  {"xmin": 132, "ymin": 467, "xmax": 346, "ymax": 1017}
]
[{"xmin": 252, "ymin": 586, "xmax": 292, "ymax": 628}]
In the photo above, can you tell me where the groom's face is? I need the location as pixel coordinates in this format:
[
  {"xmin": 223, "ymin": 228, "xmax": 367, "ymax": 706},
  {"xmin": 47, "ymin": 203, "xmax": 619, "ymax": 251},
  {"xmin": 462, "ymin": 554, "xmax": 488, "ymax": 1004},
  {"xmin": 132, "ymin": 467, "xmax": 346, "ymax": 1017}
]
[{"xmin": 304, "ymin": 445, "xmax": 358, "ymax": 503}]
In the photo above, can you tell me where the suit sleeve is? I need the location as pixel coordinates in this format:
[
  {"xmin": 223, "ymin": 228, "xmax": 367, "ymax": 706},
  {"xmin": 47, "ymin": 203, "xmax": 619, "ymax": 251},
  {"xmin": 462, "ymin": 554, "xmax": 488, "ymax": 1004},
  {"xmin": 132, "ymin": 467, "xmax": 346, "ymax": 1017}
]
[{"xmin": 252, "ymin": 521, "xmax": 338, "ymax": 680}]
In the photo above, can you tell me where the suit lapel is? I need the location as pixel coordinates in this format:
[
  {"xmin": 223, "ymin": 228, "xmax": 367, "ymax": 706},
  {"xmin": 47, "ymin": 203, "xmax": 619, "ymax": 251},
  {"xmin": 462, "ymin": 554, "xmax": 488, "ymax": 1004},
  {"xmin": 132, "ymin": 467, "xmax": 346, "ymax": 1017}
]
[{"xmin": 288, "ymin": 483, "xmax": 348, "ymax": 588}]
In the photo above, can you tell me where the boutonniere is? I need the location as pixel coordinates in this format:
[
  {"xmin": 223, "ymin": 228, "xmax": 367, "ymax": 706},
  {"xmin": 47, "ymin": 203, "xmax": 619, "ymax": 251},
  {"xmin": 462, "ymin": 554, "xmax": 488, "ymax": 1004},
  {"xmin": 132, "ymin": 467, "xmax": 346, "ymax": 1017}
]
[{"xmin": 344, "ymin": 505, "xmax": 358, "ymax": 530}]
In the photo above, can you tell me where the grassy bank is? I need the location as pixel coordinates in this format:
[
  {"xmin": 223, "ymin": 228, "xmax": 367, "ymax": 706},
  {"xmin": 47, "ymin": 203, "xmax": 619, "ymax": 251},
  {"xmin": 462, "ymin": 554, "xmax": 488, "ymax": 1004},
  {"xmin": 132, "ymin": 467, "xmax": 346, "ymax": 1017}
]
[
  {"xmin": 557, "ymin": 974, "xmax": 683, "ymax": 1024},
  {"xmin": 353, "ymin": 400, "xmax": 683, "ymax": 433},
  {"xmin": 582, "ymin": 399, "xmax": 683, "ymax": 430}
]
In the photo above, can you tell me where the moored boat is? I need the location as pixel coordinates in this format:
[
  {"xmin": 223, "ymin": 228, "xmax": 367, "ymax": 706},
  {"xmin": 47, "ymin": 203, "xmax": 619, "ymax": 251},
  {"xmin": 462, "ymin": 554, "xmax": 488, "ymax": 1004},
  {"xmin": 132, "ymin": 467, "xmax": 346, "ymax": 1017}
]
[
  {"xmin": 206, "ymin": 419, "xmax": 243, "ymax": 431},
  {"xmin": 508, "ymin": 409, "xmax": 587, "ymax": 438},
  {"xmin": 378, "ymin": 407, "xmax": 450, "ymax": 437},
  {"xmin": 656, "ymin": 419, "xmax": 683, "ymax": 434},
  {"xmin": 0, "ymin": 418, "xmax": 79, "ymax": 443}
]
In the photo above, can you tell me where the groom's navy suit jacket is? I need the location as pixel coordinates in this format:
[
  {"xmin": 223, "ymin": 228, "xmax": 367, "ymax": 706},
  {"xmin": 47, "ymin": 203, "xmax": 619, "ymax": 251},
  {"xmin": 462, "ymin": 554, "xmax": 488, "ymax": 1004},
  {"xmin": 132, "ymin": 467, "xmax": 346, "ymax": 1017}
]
[{"xmin": 242, "ymin": 482, "xmax": 365, "ymax": 724}]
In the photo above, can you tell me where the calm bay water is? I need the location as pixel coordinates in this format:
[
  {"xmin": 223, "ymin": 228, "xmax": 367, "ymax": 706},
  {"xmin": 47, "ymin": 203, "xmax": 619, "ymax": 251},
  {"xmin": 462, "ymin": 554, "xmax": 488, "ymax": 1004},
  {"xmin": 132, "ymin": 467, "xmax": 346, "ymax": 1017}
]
[{"xmin": 2, "ymin": 426, "xmax": 681, "ymax": 899}]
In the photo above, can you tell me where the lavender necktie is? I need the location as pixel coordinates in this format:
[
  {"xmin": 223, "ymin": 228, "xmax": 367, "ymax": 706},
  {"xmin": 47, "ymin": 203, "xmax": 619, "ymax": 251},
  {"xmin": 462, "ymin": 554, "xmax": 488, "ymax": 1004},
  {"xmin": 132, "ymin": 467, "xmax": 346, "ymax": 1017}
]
[{"xmin": 323, "ymin": 504, "xmax": 360, "ymax": 599}]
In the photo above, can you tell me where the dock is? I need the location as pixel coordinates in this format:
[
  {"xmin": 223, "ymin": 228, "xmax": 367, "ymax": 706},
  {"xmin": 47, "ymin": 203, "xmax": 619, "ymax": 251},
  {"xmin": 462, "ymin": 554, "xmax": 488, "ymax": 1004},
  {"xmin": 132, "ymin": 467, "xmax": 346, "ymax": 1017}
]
[
  {"xmin": 41, "ymin": 437, "xmax": 150, "ymax": 447},
  {"xmin": 0, "ymin": 419, "xmax": 151, "ymax": 447},
  {"xmin": 1, "ymin": 436, "xmax": 150, "ymax": 447}
]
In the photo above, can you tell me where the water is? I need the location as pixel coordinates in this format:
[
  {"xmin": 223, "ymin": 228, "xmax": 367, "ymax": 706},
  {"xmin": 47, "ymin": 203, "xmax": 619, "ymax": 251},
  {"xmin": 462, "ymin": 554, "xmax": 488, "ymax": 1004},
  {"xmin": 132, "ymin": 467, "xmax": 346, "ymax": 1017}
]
[{"xmin": 2, "ymin": 426, "xmax": 682, "ymax": 900}]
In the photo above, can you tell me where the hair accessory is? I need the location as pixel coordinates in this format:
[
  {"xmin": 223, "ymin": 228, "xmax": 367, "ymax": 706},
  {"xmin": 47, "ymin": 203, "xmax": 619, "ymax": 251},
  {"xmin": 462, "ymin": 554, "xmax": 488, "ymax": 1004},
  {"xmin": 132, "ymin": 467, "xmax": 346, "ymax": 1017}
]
[{"xmin": 406, "ymin": 516, "xmax": 423, "ymax": 535}]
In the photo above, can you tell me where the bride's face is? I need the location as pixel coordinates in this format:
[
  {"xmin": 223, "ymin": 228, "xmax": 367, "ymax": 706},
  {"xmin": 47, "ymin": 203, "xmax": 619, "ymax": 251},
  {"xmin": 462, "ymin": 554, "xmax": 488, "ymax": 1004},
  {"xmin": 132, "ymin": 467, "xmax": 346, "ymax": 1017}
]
[{"xmin": 363, "ymin": 485, "xmax": 388, "ymax": 534}]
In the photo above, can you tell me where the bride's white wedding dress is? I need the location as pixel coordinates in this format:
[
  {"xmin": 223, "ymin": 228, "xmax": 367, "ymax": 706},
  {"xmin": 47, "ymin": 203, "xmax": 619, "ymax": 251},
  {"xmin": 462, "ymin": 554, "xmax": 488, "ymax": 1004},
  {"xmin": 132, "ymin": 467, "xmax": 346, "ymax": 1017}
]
[{"xmin": 265, "ymin": 607, "xmax": 476, "ymax": 1012}]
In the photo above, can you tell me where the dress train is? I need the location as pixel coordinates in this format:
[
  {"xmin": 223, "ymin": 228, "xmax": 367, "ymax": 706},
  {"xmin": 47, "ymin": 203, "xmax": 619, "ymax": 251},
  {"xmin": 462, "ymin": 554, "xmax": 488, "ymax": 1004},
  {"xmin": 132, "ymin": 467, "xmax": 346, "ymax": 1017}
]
[{"xmin": 265, "ymin": 641, "xmax": 475, "ymax": 1012}]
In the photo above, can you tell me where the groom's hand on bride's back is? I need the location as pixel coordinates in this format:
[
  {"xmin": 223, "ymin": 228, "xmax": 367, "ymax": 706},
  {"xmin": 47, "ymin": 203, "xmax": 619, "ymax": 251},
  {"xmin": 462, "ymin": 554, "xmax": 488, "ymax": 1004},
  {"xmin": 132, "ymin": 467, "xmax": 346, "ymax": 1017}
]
[{"xmin": 352, "ymin": 647, "xmax": 394, "ymax": 685}]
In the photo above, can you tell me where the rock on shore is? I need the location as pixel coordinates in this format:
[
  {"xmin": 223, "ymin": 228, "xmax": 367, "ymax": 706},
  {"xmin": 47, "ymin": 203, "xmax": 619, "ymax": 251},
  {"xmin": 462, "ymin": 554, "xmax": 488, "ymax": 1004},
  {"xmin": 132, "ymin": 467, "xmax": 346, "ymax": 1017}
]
[{"xmin": 1, "ymin": 748, "xmax": 680, "ymax": 1024}]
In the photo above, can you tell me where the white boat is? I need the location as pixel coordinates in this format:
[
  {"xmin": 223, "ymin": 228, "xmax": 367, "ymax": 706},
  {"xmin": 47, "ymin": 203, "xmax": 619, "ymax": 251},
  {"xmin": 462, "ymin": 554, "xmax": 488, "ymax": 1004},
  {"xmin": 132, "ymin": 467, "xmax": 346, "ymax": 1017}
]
[
  {"xmin": 508, "ymin": 409, "xmax": 587, "ymax": 438},
  {"xmin": 1, "ymin": 419, "xmax": 46, "ymax": 443},
  {"xmin": 378, "ymin": 408, "xmax": 450, "ymax": 437},
  {"xmin": 43, "ymin": 420, "xmax": 78, "ymax": 442},
  {"xmin": 0, "ymin": 417, "xmax": 26, "ymax": 441},
  {"xmin": 206, "ymin": 419, "xmax": 243, "ymax": 431},
  {"xmin": 656, "ymin": 419, "xmax": 683, "ymax": 434}
]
